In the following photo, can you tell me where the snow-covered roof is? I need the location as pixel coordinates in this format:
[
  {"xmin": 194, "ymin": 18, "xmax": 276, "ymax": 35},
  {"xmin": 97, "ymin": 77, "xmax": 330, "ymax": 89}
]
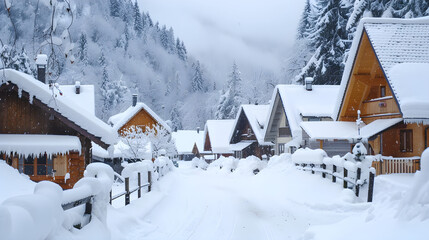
[
  {"xmin": 0, "ymin": 134, "xmax": 81, "ymax": 157},
  {"xmin": 0, "ymin": 69, "xmax": 117, "ymax": 146},
  {"xmin": 229, "ymin": 141, "xmax": 253, "ymax": 151},
  {"xmin": 300, "ymin": 118, "xmax": 403, "ymax": 140},
  {"xmin": 172, "ymin": 130, "xmax": 205, "ymax": 154},
  {"xmin": 204, "ymin": 119, "xmax": 235, "ymax": 154},
  {"xmin": 108, "ymin": 102, "xmax": 171, "ymax": 133},
  {"xmin": 230, "ymin": 104, "xmax": 272, "ymax": 146},
  {"xmin": 60, "ymin": 84, "xmax": 95, "ymax": 115},
  {"xmin": 266, "ymin": 85, "xmax": 339, "ymax": 140},
  {"xmin": 334, "ymin": 17, "xmax": 429, "ymax": 122}
]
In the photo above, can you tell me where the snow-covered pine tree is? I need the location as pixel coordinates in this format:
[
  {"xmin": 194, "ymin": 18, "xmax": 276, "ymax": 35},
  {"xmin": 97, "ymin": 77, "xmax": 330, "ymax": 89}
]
[
  {"xmin": 191, "ymin": 61, "xmax": 204, "ymax": 92},
  {"xmin": 133, "ymin": 1, "xmax": 143, "ymax": 37},
  {"xmin": 215, "ymin": 62, "xmax": 243, "ymax": 119},
  {"xmin": 77, "ymin": 33, "xmax": 88, "ymax": 66},
  {"xmin": 99, "ymin": 52, "xmax": 111, "ymax": 119},
  {"xmin": 176, "ymin": 38, "xmax": 187, "ymax": 61},
  {"xmin": 0, "ymin": 45, "xmax": 33, "ymax": 75},
  {"xmin": 110, "ymin": 0, "xmax": 121, "ymax": 18},
  {"xmin": 170, "ymin": 104, "xmax": 183, "ymax": 131}
]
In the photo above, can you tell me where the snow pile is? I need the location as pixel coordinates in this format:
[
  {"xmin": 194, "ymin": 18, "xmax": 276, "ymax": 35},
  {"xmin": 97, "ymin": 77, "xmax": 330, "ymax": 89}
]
[
  {"xmin": 154, "ymin": 156, "xmax": 175, "ymax": 176},
  {"xmin": 234, "ymin": 156, "xmax": 267, "ymax": 175},
  {"xmin": 191, "ymin": 157, "xmax": 209, "ymax": 170},
  {"xmin": 292, "ymin": 148, "xmax": 327, "ymax": 165},
  {"xmin": 121, "ymin": 160, "xmax": 154, "ymax": 187},
  {"xmin": 0, "ymin": 181, "xmax": 64, "ymax": 240},
  {"xmin": 0, "ymin": 160, "xmax": 35, "ymax": 203},
  {"xmin": 0, "ymin": 134, "xmax": 81, "ymax": 158},
  {"xmin": 207, "ymin": 156, "xmax": 238, "ymax": 173},
  {"xmin": 266, "ymin": 153, "xmax": 292, "ymax": 168},
  {"xmin": 397, "ymin": 148, "xmax": 429, "ymax": 220}
]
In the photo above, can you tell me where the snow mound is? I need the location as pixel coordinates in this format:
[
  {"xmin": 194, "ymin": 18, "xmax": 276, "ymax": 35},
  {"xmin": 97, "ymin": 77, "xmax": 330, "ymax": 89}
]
[
  {"xmin": 266, "ymin": 153, "xmax": 292, "ymax": 168},
  {"xmin": 234, "ymin": 156, "xmax": 266, "ymax": 175},
  {"xmin": 292, "ymin": 148, "xmax": 327, "ymax": 165},
  {"xmin": 0, "ymin": 160, "xmax": 35, "ymax": 203},
  {"xmin": 207, "ymin": 156, "xmax": 238, "ymax": 173}
]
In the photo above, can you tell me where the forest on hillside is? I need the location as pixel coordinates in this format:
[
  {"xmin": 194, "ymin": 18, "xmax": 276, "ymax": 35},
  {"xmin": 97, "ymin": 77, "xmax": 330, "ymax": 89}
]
[{"xmin": 286, "ymin": 0, "xmax": 429, "ymax": 85}]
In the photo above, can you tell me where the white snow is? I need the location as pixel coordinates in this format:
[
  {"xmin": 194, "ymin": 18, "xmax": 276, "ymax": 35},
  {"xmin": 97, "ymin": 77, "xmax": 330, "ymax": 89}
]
[
  {"xmin": 60, "ymin": 84, "xmax": 95, "ymax": 115},
  {"xmin": 300, "ymin": 118, "xmax": 403, "ymax": 140},
  {"xmin": 0, "ymin": 160, "xmax": 35, "ymax": 204},
  {"xmin": 108, "ymin": 102, "xmax": 172, "ymax": 133},
  {"xmin": 171, "ymin": 130, "xmax": 205, "ymax": 154},
  {"xmin": 0, "ymin": 134, "xmax": 81, "ymax": 157},
  {"xmin": 292, "ymin": 148, "xmax": 327, "ymax": 165},
  {"xmin": 0, "ymin": 69, "xmax": 117, "ymax": 145},
  {"xmin": 35, "ymin": 54, "xmax": 48, "ymax": 65},
  {"xmin": 204, "ymin": 119, "xmax": 235, "ymax": 154}
]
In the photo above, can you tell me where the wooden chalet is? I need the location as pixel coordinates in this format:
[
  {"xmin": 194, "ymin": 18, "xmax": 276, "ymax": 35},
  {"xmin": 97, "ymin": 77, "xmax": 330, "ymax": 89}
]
[
  {"xmin": 203, "ymin": 119, "xmax": 234, "ymax": 160},
  {"xmin": 108, "ymin": 94, "xmax": 171, "ymax": 136},
  {"xmin": 229, "ymin": 105, "xmax": 273, "ymax": 159},
  {"xmin": 172, "ymin": 129, "xmax": 204, "ymax": 160},
  {"xmin": 263, "ymin": 82, "xmax": 339, "ymax": 155},
  {"xmin": 0, "ymin": 66, "xmax": 116, "ymax": 189},
  {"xmin": 301, "ymin": 17, "xmax": 429, "ymax": 174}
]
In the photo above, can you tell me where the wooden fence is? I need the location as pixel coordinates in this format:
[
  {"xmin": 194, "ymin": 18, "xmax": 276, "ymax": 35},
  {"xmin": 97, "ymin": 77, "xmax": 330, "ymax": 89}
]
[
  {"xmin": 110, "ymin": 171, "xmax": 152, "ymax": 205},
  {"xmin": 296, "ymin": 162, "xmax": 375, "ymax": 202},
  {"xmin": 372, "ymin": 156, "xmax": 420, "ymax": 175}
]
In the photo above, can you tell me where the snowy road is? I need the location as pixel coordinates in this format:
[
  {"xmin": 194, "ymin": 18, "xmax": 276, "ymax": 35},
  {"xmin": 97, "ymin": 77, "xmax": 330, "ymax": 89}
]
[{"xmin": 113, "ymin": 161, "xmax": 362, "ymax": 240}]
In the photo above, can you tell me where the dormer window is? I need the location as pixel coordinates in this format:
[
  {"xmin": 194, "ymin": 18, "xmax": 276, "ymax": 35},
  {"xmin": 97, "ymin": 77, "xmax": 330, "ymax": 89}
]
[{"xmin": 247, "ymin": 128, "xmax": 253, "ymax": 135}]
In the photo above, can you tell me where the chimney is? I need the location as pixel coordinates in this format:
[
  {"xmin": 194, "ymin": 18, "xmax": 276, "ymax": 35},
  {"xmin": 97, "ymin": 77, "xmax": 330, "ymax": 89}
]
[
  {"xmin": 197, "ymin": 127, "xmax": 200, "ymax": 134},
  {"xmin": 75, "ymin": 81, "xmax": 81, "ymax": 94},
  {"xmin": 132, "ymin": 94, "xmax": 138, "ymax": 107},
  {"xmin": 305, "ymin": 77, "xmax": 313, "ymax": 91},
  {"xmin": 35, "ymin": 54, "xmax": 48, "ymax": 83}
]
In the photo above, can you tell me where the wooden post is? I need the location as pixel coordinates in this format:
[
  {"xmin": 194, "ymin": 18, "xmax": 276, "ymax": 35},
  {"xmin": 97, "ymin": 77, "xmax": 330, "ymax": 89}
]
[
  {"xmin": 148, "ymin": 171, "xmax": 152, "ymax": 192},
  {"xmin": 84, "ymin": 199, "xmax": 92, "ymax": 215},
  {"xmin": 343, "ymin": 168, "xmax": 348, "ymax": 189},
  {"xmin": 367, "ymin": 171, "xmax": 375, "ymax": 202},
  {"xmin": 310, "ymin": 164, "xmax": 315, "ymax": 174},
  {"xmin": 109, "ymin": 190, "xmax": 112, "ymax": 205},
  {"xmin": 332, "ymin": 165, "xmax": 337, "ymax": 183},
  {"xmin": 321, "ymin": 164, "xmax": 326, "ymax": 178},
  {"xmin": 125, "ymin": 177, "xmax": 130, "ymax": 206},
  {"xmin": 138, "ymin": 172, "xmax": 141, "ymax": 198},
  {"xmin": 355, "ymin": 167, "xmax": 361, "ymax": 197}
]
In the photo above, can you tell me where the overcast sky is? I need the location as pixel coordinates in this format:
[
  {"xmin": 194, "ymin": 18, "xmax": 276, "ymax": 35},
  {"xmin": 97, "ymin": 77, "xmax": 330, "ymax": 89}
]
[{"xmin": 138, "ymin": 0, "xmax": 306, "ymax": 84}]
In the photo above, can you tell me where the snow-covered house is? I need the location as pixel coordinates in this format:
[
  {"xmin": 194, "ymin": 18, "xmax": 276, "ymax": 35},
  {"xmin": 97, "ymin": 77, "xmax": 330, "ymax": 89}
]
[
  {"xmin": 263, "ymin": 81, "xmax": 340, "ymax": 155},
  {"xmin": 229, "ymin": 104, "xmax": 273, "ymax": 159},
  {"xmin": 301, "ymin": 17, "xmax": 429, "ymax": 174},
  {"xmin": 0, "ymin": 68, "xmax": 116, "ymax": 189},
  {"xmin": 203, "ymin": 119, "xmax": 235, "ymax": 160},
  {"xmin": 108, "ymin": 94, "xmax": 172, "ymax": 135},
  {"xmin": 172, "ymin": 129, "xmax": 204, "ymax": 160}
]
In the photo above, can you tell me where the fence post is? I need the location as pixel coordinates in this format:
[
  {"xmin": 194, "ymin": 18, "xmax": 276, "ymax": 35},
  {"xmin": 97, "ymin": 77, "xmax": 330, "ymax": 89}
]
[
  {"xmin": 321, "ymin": 164, "xmax": 326, "ymax": 178},
  {"xmin": 355, "ymin": 167, "xmax": 361, "ymax": 197},
  {"xmin": 367, "ymin": 170, "xmax": 375, "ymax": 202},
  {"xmin": 332, "ymin": 165, "xmax": 337, "ymax": 183},
  {"xmin": 110, "ymin": 190, "xmax": 112, "ymax": 205},
  {"xmin": 125, "ymin": 177, "xmax": 130, "ymax": 206},
  {"xmin": 343, "ymin": 168, "xmax": 348, "ymax": 189},
  {"xmin": 310, "ymin": 164, "xmax": 315, "ymax": 174},
  {"xmin": 148, "ymin": 171, "xmax": 152, "ymax": 192},
  {"xmin": 138, "ymin": 172, "xmax": 142, "ymax": 198}
]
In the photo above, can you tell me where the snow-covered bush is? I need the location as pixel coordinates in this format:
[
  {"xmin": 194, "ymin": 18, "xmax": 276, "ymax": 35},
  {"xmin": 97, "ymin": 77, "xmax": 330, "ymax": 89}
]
[
  {"xmin": 191, "ymin": 157, "xmax": 200, "ymax": 168},
  {"xmin": 235, "ymin": 156, "xmax": 267, "ymax": 175},
  {"xmin": 207, "ymin": 156, "xmax": 238, "ymax": 173},
  {"xmin": 191, "ymin": 157, "xmax": 209, "ymax": 170},
  {"xmin": 267, "ymin": 153, "xmax": 292, "ymax": 168}
]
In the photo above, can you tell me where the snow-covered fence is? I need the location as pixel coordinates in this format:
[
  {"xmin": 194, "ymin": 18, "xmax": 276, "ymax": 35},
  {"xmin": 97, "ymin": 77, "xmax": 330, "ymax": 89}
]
[
  {"xmin": 292, "ymin": 148, "xmax": 375, "ymax": 202},
  {"xmin": 372, "ymin": 155, "xmax": 420, "ymax": 175}
]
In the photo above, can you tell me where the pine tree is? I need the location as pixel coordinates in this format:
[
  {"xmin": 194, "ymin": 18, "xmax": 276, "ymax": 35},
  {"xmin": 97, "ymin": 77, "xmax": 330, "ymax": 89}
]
[
  {"xmin": 0, "ymin": 45, "xmax": 33, "ymax": 75},
  {"xmin": 110, "ymin": 0, "xmax": 121, "ymax": 18},
  {"xmin": 191, "ymin": 61, "xmax": 204, "ymax": 92},
  {"xmin": 133, "ymin": 1, "xmax": 143, "ymax": 36},
  {"xmin": 215, "ymin": 62, "xmax": 243, "ymax": 119},
  {"xmin": 170, "ymin": 104, "xmax": 183, "ymax": 131},
  {"xmin": 78, "ymin": 33, "xmax": 88, "ymax": 66}
]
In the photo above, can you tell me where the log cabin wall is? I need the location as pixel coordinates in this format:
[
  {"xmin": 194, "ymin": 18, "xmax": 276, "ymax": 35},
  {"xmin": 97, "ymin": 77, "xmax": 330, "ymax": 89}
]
[
  {"xmin": 0, "ymin": 83, "xmax": 91, "ymax": 189},
  {"xmin": 204, "ymin": 131, "xmax": 212, "ymax": 152},
  {"xmin": 118, "ymin": 109, "xmax": 159, "ymax": 136}
]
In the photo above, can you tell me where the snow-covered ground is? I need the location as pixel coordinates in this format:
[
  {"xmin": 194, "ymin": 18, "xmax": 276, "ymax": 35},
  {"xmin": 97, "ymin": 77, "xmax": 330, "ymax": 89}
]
[{"xmin": 1, "ymin": 157, "xmax": 428, "ymax": 240}]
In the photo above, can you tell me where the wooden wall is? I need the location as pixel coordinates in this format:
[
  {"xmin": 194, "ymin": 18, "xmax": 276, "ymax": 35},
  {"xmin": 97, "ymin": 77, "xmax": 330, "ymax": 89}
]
[
  {"xmin": 118, "ymin": 109, "xmax": 159, "ymax": 136},
  {"xmin": 0, "ymin": 84, "xmax": 91, "ymax": 189}
]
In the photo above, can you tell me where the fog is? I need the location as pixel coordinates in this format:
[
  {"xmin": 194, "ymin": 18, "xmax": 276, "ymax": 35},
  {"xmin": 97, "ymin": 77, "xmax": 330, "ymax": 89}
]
[{"xmin": 139, "ymin": 0, "xmax": 306, "ymax": 84}]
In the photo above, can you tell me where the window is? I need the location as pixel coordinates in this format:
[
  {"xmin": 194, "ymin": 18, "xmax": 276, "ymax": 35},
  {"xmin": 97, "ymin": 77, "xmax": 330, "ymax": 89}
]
[
  {"xmin": 400, "ymin": 130, "xmax": 413, "ymax": 152},
  {"xmin": 380, "ymin": 86, "xmax": 386, "ymax": 97},
  {"xmin": 278, "ymin": 144, "xmax": 285, "ymax": 154},
  {"xmin": 247, "ymin": 128, "xmax": 253, "ymax": 136},
  {"xmin": 279, "ymin": 127, "xmax": 291, "ymax": 137},
  {"xmin": 18, "ymin": 154, "xmax": 54, "ymax": 176}
]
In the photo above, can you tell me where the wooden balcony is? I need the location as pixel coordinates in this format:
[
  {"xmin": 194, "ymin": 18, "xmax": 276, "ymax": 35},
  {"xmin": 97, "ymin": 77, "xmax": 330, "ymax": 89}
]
[
  {"xmin": 361, "ymin": 96, "xmax": 400, "ymax": 118},
  {"xmin": 372, "ymin": 156, "xmax": 420, "ymax": 175}
]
